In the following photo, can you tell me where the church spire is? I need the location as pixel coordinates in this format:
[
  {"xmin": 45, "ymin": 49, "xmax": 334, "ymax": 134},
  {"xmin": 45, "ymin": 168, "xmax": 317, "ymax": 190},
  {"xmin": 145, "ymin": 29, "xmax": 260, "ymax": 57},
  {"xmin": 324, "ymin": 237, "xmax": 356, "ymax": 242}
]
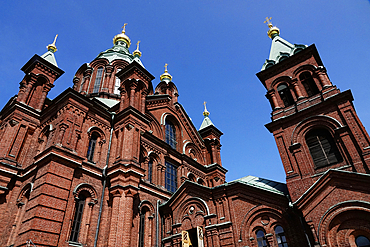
[
  {"xmin": 133, "ymin": 40, "xmax": 142, "ymax": 58},
  {"xmin": 199, "ymin": 101, "xmax": 214, "ymax": 130},
  {"xmin": 41, "ymin": 34, "xmax": 60, "ymax": 67},
  {"xmin": 264, "ymin": 17, "xmax": 280, "ymax": 39}
]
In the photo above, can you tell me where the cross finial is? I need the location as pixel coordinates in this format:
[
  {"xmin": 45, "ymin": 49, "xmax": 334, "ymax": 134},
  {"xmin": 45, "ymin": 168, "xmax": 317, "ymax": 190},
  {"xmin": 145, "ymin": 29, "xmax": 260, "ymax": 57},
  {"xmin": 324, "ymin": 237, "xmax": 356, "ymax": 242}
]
[
  {"xmin": 164, "ymin": 63, "xmax": 168, "ymax": 72},
  {"xmin": 264, "ymin": 17, "xmax": 273, "ymax": 28},
  {"xmin": 122, "ymin": 23, "xmax": 127, "ymax": 33},
  {"xmin": 47, "ymin": 34, "xmax": 58, "ymax": 53},
  {"xmin": 136, "ymin": 40, "xmax": 140, "ymax": 50}
]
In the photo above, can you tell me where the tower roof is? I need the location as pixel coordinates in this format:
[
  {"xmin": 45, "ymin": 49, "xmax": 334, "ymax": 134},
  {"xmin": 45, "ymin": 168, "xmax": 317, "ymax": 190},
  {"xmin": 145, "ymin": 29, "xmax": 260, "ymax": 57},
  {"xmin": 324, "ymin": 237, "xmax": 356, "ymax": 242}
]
[
  {"xmin": 199, "ymin": 102, "xmax": 215, "ymax": 130},
  {"xmin": 40, "ymin": 34, "xmax": 59, "ymax": 67},
  {"xmin": 261, "ymin": 18, "xmax": 307, "ymax": 70}
]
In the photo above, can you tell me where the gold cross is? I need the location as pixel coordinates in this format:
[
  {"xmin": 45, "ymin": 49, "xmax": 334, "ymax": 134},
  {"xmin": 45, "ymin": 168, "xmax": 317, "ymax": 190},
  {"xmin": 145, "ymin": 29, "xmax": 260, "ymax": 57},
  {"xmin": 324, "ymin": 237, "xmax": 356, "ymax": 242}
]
[
  {"xmin": 264, "ymin": 17, "xmax": 273, "ymax": 28},
  {"xmin": 164, "ymin": 63, "xmax": 168, "ymax": 72},
  {"xmin": 204, "ymin": 101, "xmax": 207, "ymax": 108},
  {"xmin": 136, "ymin": 40, "xmax": 140, "ymax": 49},
  {"xmin": 122, "ymin": 23, "xmax": 127, "ymax": 33}
]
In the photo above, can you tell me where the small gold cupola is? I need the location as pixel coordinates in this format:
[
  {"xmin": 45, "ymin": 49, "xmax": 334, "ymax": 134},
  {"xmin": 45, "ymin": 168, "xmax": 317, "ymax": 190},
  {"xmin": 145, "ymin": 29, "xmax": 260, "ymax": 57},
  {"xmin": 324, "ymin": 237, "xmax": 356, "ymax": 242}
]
[
  {"xmin": 133, "ymin": 41, "xmax": 142, "ymax": 57},
  {"xmin": 47, "ymin": 34, "xmax": 58, "ymax": 53},
  {"xmin": 113, "ymin": 23, "xmax": 131, "ymax": 47},
  {"xmin": 203, "ymin": 101, "xmax": 210, "ymax": 117},
  {"xmin": 160, "ymin": 63, "xmax": 172, "ymax": 82},
  {"xmin": 264, "ymin": 17, "xmax": 280, "ymax": 39}
]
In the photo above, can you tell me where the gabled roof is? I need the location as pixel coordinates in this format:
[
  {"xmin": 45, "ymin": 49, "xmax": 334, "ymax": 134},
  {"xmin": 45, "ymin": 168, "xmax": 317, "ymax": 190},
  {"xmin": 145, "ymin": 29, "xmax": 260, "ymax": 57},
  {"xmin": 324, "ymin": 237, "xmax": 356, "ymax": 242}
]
[{"xmin": 225, "ymin": 175, "xmax": 288, "ymax": 196}]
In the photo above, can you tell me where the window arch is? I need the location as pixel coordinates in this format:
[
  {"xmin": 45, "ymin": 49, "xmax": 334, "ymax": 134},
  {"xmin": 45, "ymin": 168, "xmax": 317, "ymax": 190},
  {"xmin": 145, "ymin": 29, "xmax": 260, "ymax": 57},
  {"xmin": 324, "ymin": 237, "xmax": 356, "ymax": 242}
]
[
  {"xmin": 148, "ymin": 158, "xmax": 153, "ymax": 183},
  {"xmin": 356, "ymin": 235, "xmax": 370, "ymax": 247},
  {"xmin": 165, "ymin": 119, "xmax": 176, "ymax": 149},
  {"xmin": 93, "ymin": 67, "xmax": 104, "ymax": 93},
  {"xmin": 305, "ymin": 128, "xmax": 342, "ymax": 168},
  {"xmin": 275, "ymin": 225, "xmax": 288, "ymax": 247},
  {"xmin": 256, "ymin": 230, "xmax": 269, "ymax": 247},
  {"xmin": 87, "ymin": 132, "xmax": 99, "ymax": 162},
  {"xmin": 277, "ymin": 84, "xmax": 294, "ymax": 107},
  {"xmin": 300, "ymin": 72, "xmax": 319, "ymax": 97},
  {"xmin": 70, "ymin": 194, "xmax": 86, "ymax": 242}
]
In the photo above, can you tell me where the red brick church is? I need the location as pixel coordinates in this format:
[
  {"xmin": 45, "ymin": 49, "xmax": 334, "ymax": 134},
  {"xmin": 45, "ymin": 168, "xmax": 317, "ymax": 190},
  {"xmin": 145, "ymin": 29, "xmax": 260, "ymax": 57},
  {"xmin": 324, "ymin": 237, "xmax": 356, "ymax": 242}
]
[{"xmin": 1, "ymin": 21, "xmax": 370, "ymax": 247}]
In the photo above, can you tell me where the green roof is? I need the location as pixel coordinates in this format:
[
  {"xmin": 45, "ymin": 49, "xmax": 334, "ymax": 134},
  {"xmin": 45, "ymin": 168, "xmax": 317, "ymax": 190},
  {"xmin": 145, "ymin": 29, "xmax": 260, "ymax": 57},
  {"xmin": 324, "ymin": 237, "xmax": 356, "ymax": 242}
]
[
  {"xmin": 41, "ymin": 50, "xmax": 58, "ymax": 67},
  {"xmin": 199, "ymin": 116, "xmax": 214, "ymax": 130},
  {"xmin": 228, "ymin": 175, "xmax": 288, "ymax": 196}
]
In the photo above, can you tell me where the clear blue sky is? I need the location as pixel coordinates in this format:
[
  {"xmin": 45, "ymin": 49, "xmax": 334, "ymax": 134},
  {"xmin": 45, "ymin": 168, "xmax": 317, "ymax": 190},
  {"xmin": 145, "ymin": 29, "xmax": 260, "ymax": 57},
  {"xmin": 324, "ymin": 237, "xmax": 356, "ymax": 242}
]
[{"xmin": 1, "ymin": 1, "xmax": 369, "ymax": 183}]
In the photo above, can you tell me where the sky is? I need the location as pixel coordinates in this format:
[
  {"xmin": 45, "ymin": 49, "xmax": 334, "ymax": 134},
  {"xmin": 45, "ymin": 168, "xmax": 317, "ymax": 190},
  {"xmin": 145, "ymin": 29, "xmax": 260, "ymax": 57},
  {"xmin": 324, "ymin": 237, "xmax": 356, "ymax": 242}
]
[{"xmin": 1, "ymin": 1, "xmax": 370, "ymax": 183}]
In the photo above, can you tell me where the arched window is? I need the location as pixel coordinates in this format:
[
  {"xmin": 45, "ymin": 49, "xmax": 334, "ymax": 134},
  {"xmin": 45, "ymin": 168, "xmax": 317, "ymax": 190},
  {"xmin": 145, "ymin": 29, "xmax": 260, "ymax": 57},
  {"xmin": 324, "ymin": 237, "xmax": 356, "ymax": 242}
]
[
  {"xmin": 93, "ymin": 67, "xmax": 104, "ymax": 93},
  {"xmin": 256, "ymin": 230, "xmax": 269, "ymax": 247},
  {"xmin": 356, "ymin": 236, "xmax": 370, "ymax": 247},
  {"xmin": 87, "ymin": 133, "xmax": 99, "ymax": 162},
  {"xmin": 70, "ymin": 194, "xmax": 86, "ymax": 243},
  {"xmin": 165, "ymin": 120, "xmax": 176, "ymax": 149},
  {"xmin": 165, "ymin": 161, "xmax": 177, "ymax": 193},
  {"xmin": 138, "ymin": 208, "xmax": 146, "ymax": 247},
  {"xmin": 275, "ymin": 226, "xmax": 288, "ymax": 247},
  {"xmin": 300, "ymin": 72, "xmax": 319, "ymax": 97},
  {"xmin": 148, "ymin": 159, "xmax": 153, "ymax": 183},
  {"xmin": 114, "ymin": 68, "xmax": 122, "ymax": 94},
  {"xmin": 277, "ymin": 84, "xmax": 294, "ymax": 107},
  {"xmin": 305, "ymin": 129, "xmax": 342, "ymax": 168}
]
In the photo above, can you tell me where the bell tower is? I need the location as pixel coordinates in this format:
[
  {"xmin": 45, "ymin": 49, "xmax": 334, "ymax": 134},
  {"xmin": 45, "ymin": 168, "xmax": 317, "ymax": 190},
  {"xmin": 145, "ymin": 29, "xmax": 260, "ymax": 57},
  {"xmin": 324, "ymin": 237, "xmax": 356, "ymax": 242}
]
[{"xmin": 257, "ymin": 19, "xmax": 370, "ymax": 201}]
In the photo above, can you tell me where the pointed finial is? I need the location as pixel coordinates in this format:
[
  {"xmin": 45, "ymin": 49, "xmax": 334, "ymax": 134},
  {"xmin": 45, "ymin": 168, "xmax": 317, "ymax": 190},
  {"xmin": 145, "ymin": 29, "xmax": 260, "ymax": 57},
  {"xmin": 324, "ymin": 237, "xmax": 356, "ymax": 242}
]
[
  {"xmin": 160, "ymin": 63, "xmax": 172, "ymax": 82},
  {"xmin": 203, "ymin": 101, "xmax": 210, "ymax": 117},
  {"xmin": 264, "ymin": 17, "xmax": 280, "ymax": 39},
  {"xmin": 133, "ymin": 40, "xmax": 142, "ymax": 57},
  {"xmin": 47, "ymin": 34, "xmax": 58, "ymax": 53}
]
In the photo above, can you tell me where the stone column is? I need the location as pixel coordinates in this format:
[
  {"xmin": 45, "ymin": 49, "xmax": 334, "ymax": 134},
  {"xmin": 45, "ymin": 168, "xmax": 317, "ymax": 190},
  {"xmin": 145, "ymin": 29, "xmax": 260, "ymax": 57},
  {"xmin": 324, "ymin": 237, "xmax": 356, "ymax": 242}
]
[
  {"xmin": 291, "ymin": 79, "xmax": 304, "ymax": 99},
  {"xmin": 267, "ymin": 90, "xmax": 280, "ymax": 109},
  {"xmin": 122, "ymin": 190, "xmax": 136, "ymax": 246},
  {"xmin": 316, "ymin": 66, "xmax": 331, "ymax": 88},
  {"xmin": 130, "ymin": 81, "xmax": 137, "ymax": 108},
  {"xmin": 108, "ymin": 190, "xmax": 122, "ymax": 247},
  {"xmin": 82, "ymin": 68, "xmax": 93, "ymax": 94}
]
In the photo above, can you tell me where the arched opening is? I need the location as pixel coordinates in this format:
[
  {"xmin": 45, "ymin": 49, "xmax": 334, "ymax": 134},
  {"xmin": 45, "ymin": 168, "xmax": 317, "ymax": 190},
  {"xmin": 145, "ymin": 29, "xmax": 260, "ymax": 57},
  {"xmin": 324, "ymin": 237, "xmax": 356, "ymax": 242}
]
[
  {"xmin": 305, "ymin": 128, "xmax": 342, "ymax": 168},
  {"xmin": 300, "ymin": 72, "xmax": 319, "ymax": 97},
  {"xmin": 256, "ymin": 229, "xmax": 269, "ymax": 247},
  {"xmin": 93, "ymin": 67, "xmax": 104, "ymax": 93},
  {"xmin": 148, "ymin": 158, "xmax": 153, "ymax": 183},
  {"xmin": 275, "ymin": 225, "xmax": 288, "ymax": 247},
  {"xmin": 165, "ymin": 161, "xmax": 177, "ymax": 193},
  {"xmin": 277, "ymin": 84, "xmax": 294, "ymax": 107},
  {"xmin": 87, "ymin": 132, "xmax": 99, "ymax": 162},
  {"xmin": 70, "ymin": 194, "xmax": 86, "ymax": 242},
  {"xmin": 114, "ymin": 68, "xmax": 122, "ymax": 94},
  {"xmin": 165, "ymin": 119, "xmax": 176, "ymax": 149},
  {"xmin": 356, "ymin": 236, "xmax": 370, "ymax": 247}
]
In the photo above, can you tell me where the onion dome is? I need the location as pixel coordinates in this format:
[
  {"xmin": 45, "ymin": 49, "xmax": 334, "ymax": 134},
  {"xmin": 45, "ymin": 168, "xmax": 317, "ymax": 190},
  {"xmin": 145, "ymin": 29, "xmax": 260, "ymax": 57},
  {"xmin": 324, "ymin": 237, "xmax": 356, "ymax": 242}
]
[
  {"xmin": 160, "ymin": 63, "xmax": 172, "ymax": 82},
  {"xmin": 113, "ymin": 23, "xmax": 131, "ymax": 47},
  {"xmin": 133, "ymin": 41, "xmax": 142, "ymax": 58}
]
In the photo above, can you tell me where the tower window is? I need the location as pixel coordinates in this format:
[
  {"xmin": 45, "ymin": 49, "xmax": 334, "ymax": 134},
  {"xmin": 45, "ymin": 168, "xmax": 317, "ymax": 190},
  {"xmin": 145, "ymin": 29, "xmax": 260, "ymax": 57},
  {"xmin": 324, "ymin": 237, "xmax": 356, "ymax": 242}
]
[
  {"xmin": 93, "ymin": 67, "xmax": 104, "ymax": 93},
  {"xmin": 275, "ymin": 226, "xmax": 288, "ymax": 247},
  {"xmin": 138, "ymin": 208, "xmax": 146, "ymax": 247},
  {"xmin": 69, "ymin": 195, "xmax": 86, "ymax": 243},
  {"xmin": 356, "ymin": 235, "xmax": 370, "ymax": 247},
  {"xmin": 165, "ymin": 120, "xmax": 176, "ymax": 149},
  {"xmin": 165, "ymin": 161, "xmax": 177, "ymax": 193},
  {"xmin": 114, "ymin": 68, "xmax": 122, "ymax": 94},
  {"xmin": 300, "ymin": 72, "xmax": 319, "ymax": 97},
  {"xmin": 305, "ymin": 129, "xmax": 342, "ymax": 168},
  {"xmin": 277, "ymin": 84, "xmax": 294, "ymax": 107},
  {"xmin": 87, "ymin": 133, "xmax": 98, "ymax": 162},
  {"xmin": 148, "ymin": 159, "xmax": 153, "ymax": 183},
  {"xmin": 256, "ymin": 230, "xmax": 269, "ymax": 247}
]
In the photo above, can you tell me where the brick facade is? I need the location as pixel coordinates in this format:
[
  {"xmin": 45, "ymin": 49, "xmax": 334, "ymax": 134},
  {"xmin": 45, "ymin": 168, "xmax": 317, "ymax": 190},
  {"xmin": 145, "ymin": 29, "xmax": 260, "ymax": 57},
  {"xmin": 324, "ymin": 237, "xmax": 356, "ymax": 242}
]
[{"xmin": 0, "ymin": 28, "xmax": 369, "ymax": 247}]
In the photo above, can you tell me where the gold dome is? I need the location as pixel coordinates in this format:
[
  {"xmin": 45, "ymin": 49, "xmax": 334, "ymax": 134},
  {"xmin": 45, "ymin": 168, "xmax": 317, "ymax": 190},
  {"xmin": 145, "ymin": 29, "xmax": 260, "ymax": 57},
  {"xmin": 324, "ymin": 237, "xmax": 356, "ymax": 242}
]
[
  {"xmin": 113, "ymin": 24, "xmax": 131, "ymax": 47},
  {"xmin": 160, "ymin": 63, "xmax": 172, "ymax": 81}
]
